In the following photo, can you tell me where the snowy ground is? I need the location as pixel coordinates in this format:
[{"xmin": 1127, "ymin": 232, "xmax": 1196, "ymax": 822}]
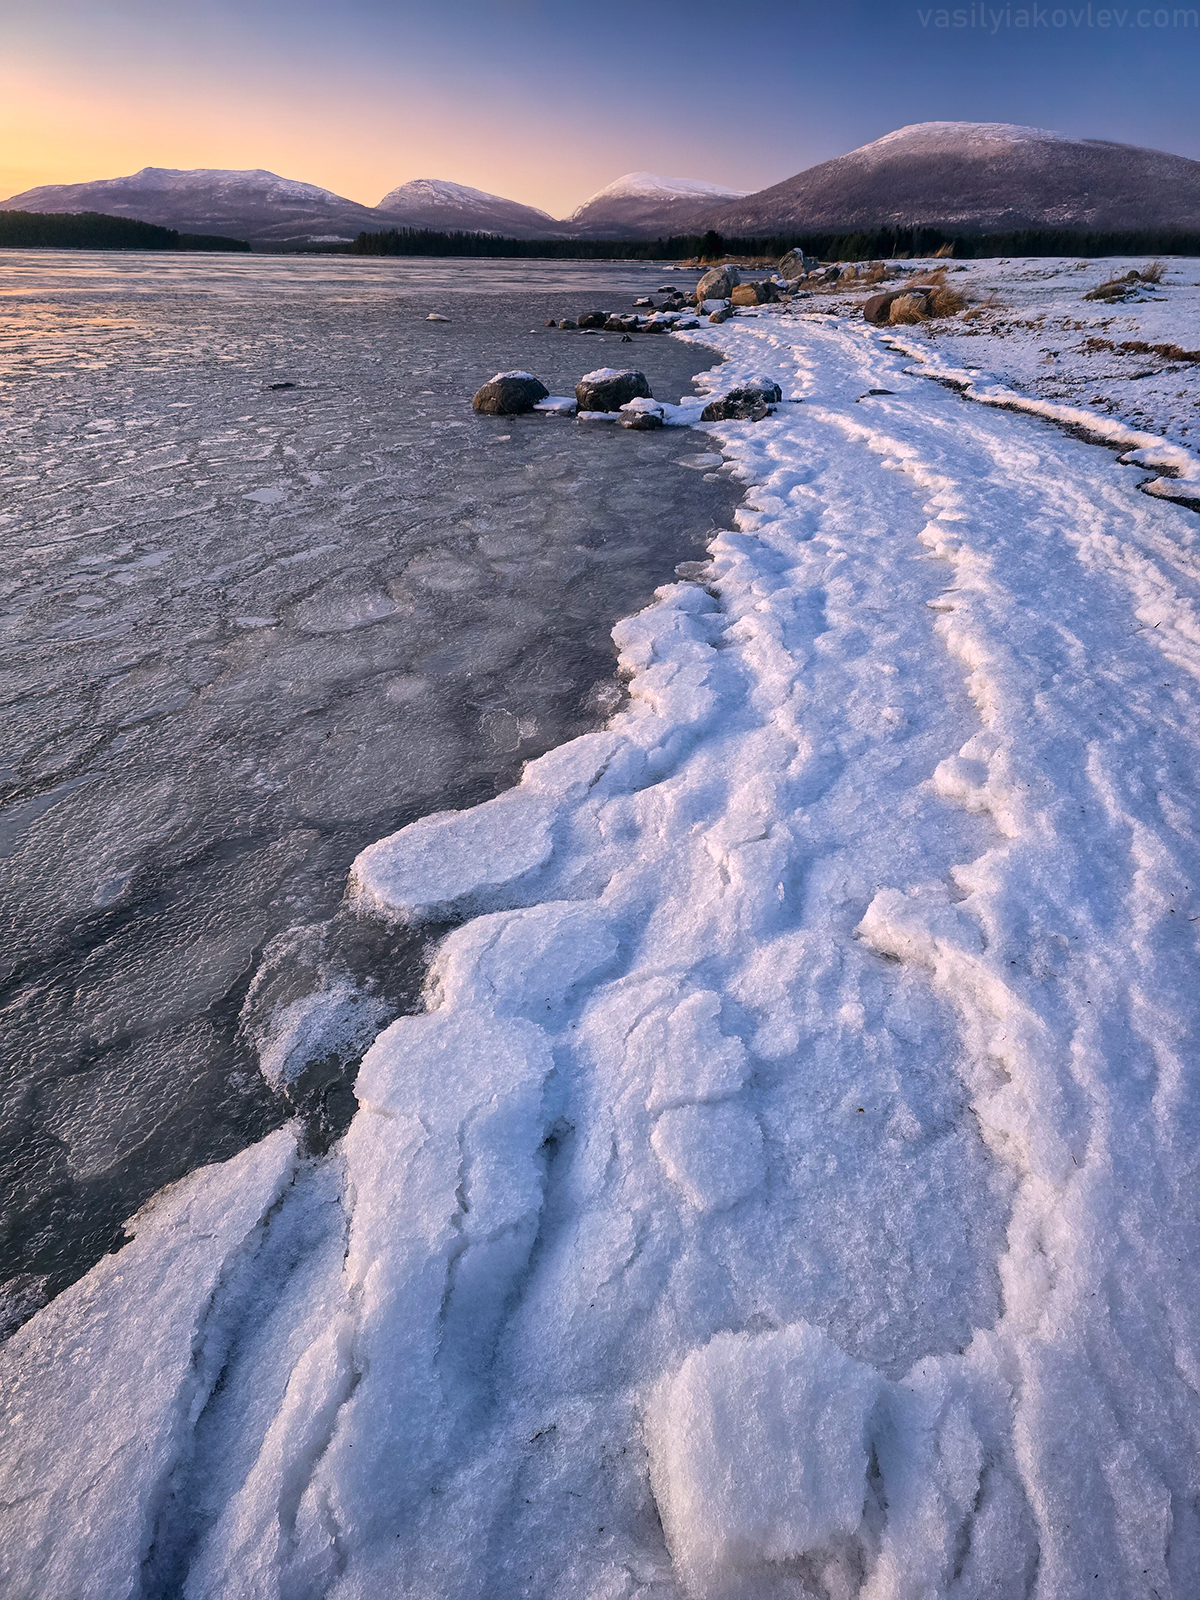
[
  {"xmin": 808, "ymin": 253, "xmax": 1200, "ymax": 492},
  {"xmin": 3, "ymin": 263, "xmax": 1200, "ymax": 1598}
]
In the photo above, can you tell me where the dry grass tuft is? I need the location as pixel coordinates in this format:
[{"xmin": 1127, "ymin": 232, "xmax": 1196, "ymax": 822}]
[
  {"xmin": 1140, "ymin": 259, "xmax": 1165, "ymax": 283},
  {"xmin": 929, "ymin": 284, "xmax": 967, "ymax": 317},
  {"xmin": 888, "ymin": 293, "xmax": 930, "ymax": 325},
  {"xmin": 1084, "ymin": 275, "xmax": 1136, "ymax": 303}
]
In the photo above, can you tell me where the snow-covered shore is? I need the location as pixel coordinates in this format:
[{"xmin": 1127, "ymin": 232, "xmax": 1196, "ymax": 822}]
[{"xmin": 4, "ymin": 272, "xmax": 1200, "ymax": 1598}]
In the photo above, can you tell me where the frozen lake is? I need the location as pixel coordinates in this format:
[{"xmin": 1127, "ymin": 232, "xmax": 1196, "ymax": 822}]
[{"xmin": 0, "ymin": 251, "xmax": 741, "ymax": 1330}]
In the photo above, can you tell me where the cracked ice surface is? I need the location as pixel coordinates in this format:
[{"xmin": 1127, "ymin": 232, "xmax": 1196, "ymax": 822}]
[
  {"xmin": 0, "ymin": 251, "xmax": 740, "ymax": 1319},
  {"xmin": 4, "ymin": 287, "xmax": 1200, "ymax": 1597}
]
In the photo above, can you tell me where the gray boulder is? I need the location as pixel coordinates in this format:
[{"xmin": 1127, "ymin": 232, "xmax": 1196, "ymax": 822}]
[
  {"xmin": 621, "ymin": 399, "xmax": 666, "ymax": 431},
  {"xmin": 779, "ymin": 248, "xmax": 818, "ymax": 278},
  {"xmin": 700, "ymin": 381, "xmax": 782, "ymax": 422},
  {"xmin": 472, "ymin": 370, "xmax": 550, "ymax": 415},
  {"xmin": 694, "ymin": 264, "xmax": 740, "ymax": 305},
  {"xmin": 575, "ymin": 367, "xmax": 652, "ymax": 412}
]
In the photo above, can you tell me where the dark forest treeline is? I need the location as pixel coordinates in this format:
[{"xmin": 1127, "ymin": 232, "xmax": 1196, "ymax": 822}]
[
  {"xmin": 0, "ymin": 211, "xmax": 250, "ymax": 251},
  {"xmin": 351, "ymin": 229, "xmax": 728, "ymax": 260},
  {"xmin": 351, "ymin": 223, "xmax": 1200, "ymax": 262}
]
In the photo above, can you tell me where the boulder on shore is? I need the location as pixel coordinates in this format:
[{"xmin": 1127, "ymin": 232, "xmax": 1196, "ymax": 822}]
[
  {"xmin": 472, "ymin": 371, "xmax": 550, "ymax": 415},
  {"xmin": 779, "ymin": 248, "xmax": 817, "ymax": 278},
  {"xmin": 694, "ymin": 265, "xmax": 740, "ymax": 305},
  {"xmin": 620, "ymin": 397, "xmax": 665, "ymax": 431},
  {"xmin": 575, "ymin": 367, "xmax": 652, "ymax": 412},
  {"xmin": 731, "ymin": 281, "xmax": 779, "ymax": 307},
  {"xmin": 700, "ymin": 381, "xmax": 782, "ymax": 422},
  {"xmin": 577, "ymin": 311, "xmax": 610, "ymax": 329}
]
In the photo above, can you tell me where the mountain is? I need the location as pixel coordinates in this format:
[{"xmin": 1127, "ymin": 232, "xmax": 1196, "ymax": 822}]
[
  {"xmin": 0, "ymin": 168, "xmax": 383, "ymax": 246},
  {"xmin": 568, "ymin": 172, "xmax": 748, "ymax": 238},
  {"xmin": 374, "ymin": 178, "xmax": 559, "ymax": 238},
  {"xmin": 701, "ymin": 122, "xmax": 1200, "ymax": 237}
]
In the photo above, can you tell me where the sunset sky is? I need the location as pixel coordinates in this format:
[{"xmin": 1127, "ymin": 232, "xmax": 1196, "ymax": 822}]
[{"xmin": 4, "ymin": 0, "xmax": 1199, "ymax": 213}]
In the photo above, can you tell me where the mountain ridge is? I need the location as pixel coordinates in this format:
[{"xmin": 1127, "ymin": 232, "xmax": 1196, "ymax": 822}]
[{"xmin": 6, "ymin": 126, "xmax": 1200, "ymax": 247}]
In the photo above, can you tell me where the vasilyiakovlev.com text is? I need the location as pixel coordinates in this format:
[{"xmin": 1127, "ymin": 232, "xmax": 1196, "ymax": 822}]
[{"xmin": 918, "ymin": 4, "xmax": 1197, "ymax": 25}]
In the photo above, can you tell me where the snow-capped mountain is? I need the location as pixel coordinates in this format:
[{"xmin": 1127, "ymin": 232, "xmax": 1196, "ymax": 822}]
[
  {"xmin": 702, "ymin": 122, "xmax": 1200, "ymax": 236},
  {"xmin": 375, "ymin": 178, "xmax": 558, "ymax": 238},
  {"xmin": 0, "ymin": 168, "xmax": 384, "ymax": 246},
  {"xmin": 568, "ymin": 172, "xmax": 748, "ymax": 237}
]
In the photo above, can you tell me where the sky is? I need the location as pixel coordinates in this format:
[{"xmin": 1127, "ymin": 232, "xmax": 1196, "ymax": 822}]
[{"xmin": 2, "ymin": 0, "xmax": 1199, "ymax": 212}]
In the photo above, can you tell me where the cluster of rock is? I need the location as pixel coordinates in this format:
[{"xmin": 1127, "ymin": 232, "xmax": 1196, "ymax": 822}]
[
  {"xmin": 546, "ymin": 299, "xmax": 703, "ymax": 335},
  {"xmin": 692, "ymin": 265, "xmax": 797, "ymax": 321},
  {"xmin": 472, "ymin": 367, "xmax": 660, "ymax": 427},
  {"xmin": 472, "ymin": 365, "xmax": 784, "ymax": 431}
]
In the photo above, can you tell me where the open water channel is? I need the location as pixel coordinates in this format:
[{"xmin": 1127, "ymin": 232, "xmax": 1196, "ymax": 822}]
[{"xmin": 0, "ymin": 251, "xmax": 742, "ymax": 1331}]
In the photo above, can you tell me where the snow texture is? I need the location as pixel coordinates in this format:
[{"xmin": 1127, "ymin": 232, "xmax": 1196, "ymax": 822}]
[{"xmin": 5, "ymin": 265, "xmax": 1200, "ymax": 1598}]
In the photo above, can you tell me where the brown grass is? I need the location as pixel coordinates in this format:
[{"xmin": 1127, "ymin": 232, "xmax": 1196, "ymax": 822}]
[
  {"xmin": 1084, "ymin": 276, "xmax": 1135, "ymax": 303},
  {"xmin": 1140, "ymin": 259, "xmax": 1166, "ymax": 283},
  {"xmin": 885, "ymin": 268, "xmax": 969, "ymax": 323},
  {"xmin": 888, "ymin": 293, "xmax": 930, "ymax": 326},
  {"xmin": 1080, "ymin": 333, "xmax": 1200, "ymax": 364},
  {"xmin": 928, "ymin": 284, "xmax": 967, "ymax": 317}
]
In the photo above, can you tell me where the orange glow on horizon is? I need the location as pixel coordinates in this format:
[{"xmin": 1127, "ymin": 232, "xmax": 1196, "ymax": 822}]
[{"xmin": 0, "ymin": 56, "xmax": 769, "ymax": 221}]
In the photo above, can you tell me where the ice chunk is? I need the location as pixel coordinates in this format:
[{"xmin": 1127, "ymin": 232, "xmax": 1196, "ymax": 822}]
[
  {"xmin": 0, "ymin": 1130, "xmax": 298, "ymax": 1600},
  {"xmin": 350, "ymin": 791, "xmax": 556, "ymax": 924},
  {"xmin": 429, "ymin": 900, "xmax": 619, "ymax": 1018},
  {"xmin": 249, "ymin": 981, "xmax": 388, "ymax": 1086},
  {"xmin": 646, "ymin": 1324, "xmax": 882, "ymax": 1598}
]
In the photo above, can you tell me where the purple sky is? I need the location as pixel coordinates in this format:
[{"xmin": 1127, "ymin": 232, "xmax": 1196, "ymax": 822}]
[{"xmin": 4, "ymin": 0, "xmax": 1198, "ymax": 213}]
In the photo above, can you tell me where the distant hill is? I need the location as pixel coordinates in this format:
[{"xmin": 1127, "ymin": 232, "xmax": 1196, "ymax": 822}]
[
  {"xmin": 375, "ymin": 178, "xmax": 560, "ymax": 239},
  {"xmin": 0, "ymin": 210, "xmax": 248, "ymax": 252},
  {"xmin": 568, "ymin": 172, "xmax": 748, "ymax": 238},
  {"xmin": 0, "ymin": 168, "xmax": 382, "ymax": 248},
  {"xmin": 11, "ymin": 127, "xmax": 1200, "ymax": 253},
  {"xmin": 701, "ymin": 122, "xmax": 1200, "ymax": 236}
]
